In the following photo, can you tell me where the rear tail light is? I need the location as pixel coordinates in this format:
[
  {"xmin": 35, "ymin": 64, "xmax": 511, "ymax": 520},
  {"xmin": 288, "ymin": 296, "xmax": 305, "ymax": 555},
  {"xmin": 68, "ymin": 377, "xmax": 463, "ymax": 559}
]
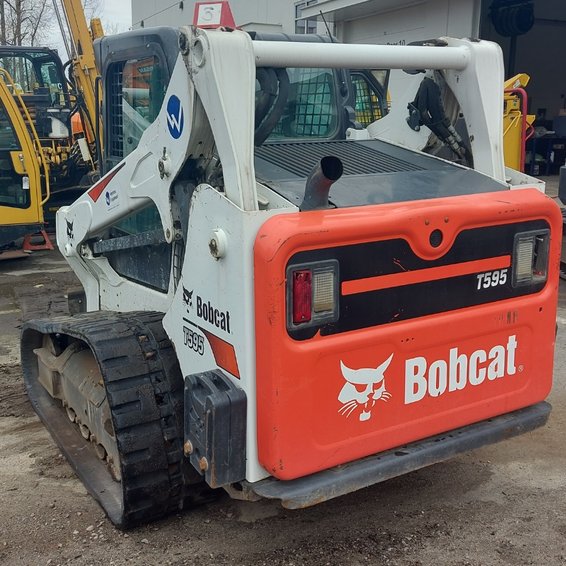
[
  {"xmin": 292, "ymin": 270, "xmax": 312, "ymax": 324},
  {"xmin": 287, "ymin": 260, "xmax": 339, "ymax": 331},
  {"xmin": 512, "ymin": 230, "xmax": 550, "ymax": 287}
]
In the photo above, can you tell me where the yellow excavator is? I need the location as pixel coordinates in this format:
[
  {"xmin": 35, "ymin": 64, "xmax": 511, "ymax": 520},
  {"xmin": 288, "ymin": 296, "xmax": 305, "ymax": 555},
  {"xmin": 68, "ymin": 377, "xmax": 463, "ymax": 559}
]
[{"xmin": 0, "ymin": 0, "xmax": 102, "ymax": 252}]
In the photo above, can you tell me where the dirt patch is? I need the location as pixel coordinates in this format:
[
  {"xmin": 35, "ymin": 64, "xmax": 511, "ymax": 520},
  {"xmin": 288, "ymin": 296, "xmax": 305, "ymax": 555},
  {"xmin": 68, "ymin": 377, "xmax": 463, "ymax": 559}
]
[
  {"xmin": 30, "ymin": 451, "xmax": 78, "ymax": 480},
  {"xmin": 0, "ymin": 364, "xmax": 34, "ymax": 418}
]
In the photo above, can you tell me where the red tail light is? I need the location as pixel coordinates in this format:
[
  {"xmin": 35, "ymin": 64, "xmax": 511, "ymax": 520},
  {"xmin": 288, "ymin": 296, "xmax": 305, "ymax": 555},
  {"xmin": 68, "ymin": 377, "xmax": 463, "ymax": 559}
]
[
  {"xmin": 287, "ymin": 260, "xmax": 340, "ymax": 332},
  {"xmin": 292, "ymin": 270, "xmax": 312, "ymax": 324}
]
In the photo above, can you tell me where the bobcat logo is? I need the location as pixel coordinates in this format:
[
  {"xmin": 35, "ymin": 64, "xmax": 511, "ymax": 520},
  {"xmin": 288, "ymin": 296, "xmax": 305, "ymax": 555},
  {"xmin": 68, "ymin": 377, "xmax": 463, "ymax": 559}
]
[
  {"xmin": 66, "ymin": 219, "xmax": 74, "ymax": 241},
  {"xmin": 338, "ymin": 354, "xmax": 393, "ymax": 422},
  {"xmin": 182, "ymin": 287, "xmax": 193, "ymax": 308}
]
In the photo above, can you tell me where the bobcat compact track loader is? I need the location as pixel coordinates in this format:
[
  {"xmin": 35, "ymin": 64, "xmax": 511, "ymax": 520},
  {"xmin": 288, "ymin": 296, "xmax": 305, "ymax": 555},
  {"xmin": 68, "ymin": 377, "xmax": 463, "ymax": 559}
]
[{"xmin": 20, "ymin": 21, "xmax": 561, "ymax": 528}]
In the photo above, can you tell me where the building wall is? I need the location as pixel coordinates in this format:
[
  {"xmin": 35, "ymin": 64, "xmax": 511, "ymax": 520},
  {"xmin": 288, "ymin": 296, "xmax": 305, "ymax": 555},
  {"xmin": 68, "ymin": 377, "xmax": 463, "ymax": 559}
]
[
  {"xmin": 132, "ymin": 0, "xmax": 295, "ymax": 33},
  {"xmin": 338, "ymin": 0, "xmax": 480, "ymax": 45},
  {"xmin": 515, "ymin": 21, "xmax": 566, "ymax": 121}
]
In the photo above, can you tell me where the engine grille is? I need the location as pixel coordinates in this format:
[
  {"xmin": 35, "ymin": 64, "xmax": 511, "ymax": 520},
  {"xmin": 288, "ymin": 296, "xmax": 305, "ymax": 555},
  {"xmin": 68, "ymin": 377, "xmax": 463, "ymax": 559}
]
[{"xmin": 255, "ymin": 140, "xmax": 424, "ymax": 177}]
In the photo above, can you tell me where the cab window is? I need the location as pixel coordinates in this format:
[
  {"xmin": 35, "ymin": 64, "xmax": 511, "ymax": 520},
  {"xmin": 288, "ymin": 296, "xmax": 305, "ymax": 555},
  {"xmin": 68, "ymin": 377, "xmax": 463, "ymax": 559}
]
[
  {"xmin": 0, "ymin": 55, "xmax": 37, "ymax": 93},
  {"xmin": 107, "ymin": 56, "xmax": 166, "ymax": 163},
  {"xmin": 262, "ymin": 67, "xmax": 340, "ymax": 141},
  {"xmin": 351, "ymin": 71, "xmax": 389, "ymax": 127},
  {"xmin": 0, "ymin": 100, "xmax": 29, "ymax": 208},
  {"xmin": 0, "ymin": 52, "xmax": 67, "ymax": 106},
  {"xmin": 103, "ymin": 55, "xmax": 169, "ymax": 291}
]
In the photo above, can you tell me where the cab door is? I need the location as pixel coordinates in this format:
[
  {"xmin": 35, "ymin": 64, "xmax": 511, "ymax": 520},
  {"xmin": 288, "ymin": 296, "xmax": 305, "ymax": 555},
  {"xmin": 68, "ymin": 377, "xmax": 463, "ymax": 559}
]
[{"xmin": 0, "ymin": 76, "xmax": 44, "ymax": 246}]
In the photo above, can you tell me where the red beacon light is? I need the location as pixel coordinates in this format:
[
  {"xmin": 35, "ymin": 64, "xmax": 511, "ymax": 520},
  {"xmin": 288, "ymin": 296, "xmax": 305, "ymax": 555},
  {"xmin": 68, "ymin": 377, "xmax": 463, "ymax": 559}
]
[{"xmin": 193, "ymin": 1, "xmax": 237, "ymax": 29}]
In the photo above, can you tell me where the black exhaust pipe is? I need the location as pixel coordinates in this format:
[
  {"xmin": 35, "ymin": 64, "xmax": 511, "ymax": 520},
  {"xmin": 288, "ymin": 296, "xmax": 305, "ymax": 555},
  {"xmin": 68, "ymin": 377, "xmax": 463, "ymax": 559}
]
[{"xmin": 300, "ymin": 155, "xmax": 343, "ymax": 211}]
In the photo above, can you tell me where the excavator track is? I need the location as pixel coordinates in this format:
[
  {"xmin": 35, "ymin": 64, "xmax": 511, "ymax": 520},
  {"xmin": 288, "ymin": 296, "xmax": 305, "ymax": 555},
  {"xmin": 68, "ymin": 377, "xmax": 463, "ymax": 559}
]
[{"xmin": 21, "ymin": 311, "xmax": 208, "ymax": 528}]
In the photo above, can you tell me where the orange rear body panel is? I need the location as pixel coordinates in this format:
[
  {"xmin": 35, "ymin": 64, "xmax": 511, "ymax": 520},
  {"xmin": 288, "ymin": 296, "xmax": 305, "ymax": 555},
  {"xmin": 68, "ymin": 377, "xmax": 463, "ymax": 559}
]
[{"xmin": 254, "ymin": 189, "xmax": 561, "ymax": 480}]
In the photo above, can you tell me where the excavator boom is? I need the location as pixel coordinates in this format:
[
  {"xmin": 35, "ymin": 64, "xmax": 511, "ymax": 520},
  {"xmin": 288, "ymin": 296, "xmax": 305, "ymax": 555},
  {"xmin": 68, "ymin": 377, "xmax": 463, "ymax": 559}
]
[{"xmin": 56, "ymin": 0, "xmax": 103, "ymax": 146}]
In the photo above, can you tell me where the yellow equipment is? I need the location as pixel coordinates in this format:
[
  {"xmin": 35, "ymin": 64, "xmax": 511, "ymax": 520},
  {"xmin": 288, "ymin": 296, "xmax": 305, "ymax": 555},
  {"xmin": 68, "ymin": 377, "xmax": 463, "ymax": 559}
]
[
  {"xmin": 0, "ymin": 66, "xmax": 48, "ymax": 246},
  {"xmin": 0, "ymin": 47, "xmax": 59, "ymax": 248},
  {"xmin": 55, "ymin": 0, "xmax": 104, "ymax": 147},
  {"xmin": 0, "ymin": 0, "xmax": 102, "ymax": 251},
  {"xmin": 503, "ymin": 73, "xmax": 535, "ymax": 172}
]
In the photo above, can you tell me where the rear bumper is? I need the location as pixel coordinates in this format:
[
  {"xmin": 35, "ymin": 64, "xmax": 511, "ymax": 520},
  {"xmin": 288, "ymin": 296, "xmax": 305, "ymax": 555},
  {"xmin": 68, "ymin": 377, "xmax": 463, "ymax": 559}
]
[{"xmin": 251, "ymin": 401, "xmax": 550, "ymax": 508}]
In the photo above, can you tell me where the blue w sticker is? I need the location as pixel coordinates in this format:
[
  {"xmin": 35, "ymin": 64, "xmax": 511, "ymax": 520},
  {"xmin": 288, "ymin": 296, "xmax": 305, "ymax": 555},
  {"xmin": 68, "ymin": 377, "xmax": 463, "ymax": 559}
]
[{"xmin": 166, "ymin": 95, "xmax": 184, "ymax": 139}]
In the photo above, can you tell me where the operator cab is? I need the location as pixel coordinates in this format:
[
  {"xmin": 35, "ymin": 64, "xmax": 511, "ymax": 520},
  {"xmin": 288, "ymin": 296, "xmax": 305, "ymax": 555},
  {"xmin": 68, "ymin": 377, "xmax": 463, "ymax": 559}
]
[
  {"xmin": 0, "ymin": 47, "xmax": 72, "ymax": 140},
  {"xmin": 95, "ymin": 27, "xmax": 389, "ymax": 172},
  {"xmin": 91, "ymin": 26, "xmax": 505, "ymax": 292}
]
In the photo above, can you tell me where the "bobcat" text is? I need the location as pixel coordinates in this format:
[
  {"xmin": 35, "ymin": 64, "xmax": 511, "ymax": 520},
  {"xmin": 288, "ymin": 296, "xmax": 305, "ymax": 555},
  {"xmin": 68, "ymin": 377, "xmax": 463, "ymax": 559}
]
[{"xmin": 405, "ymin": 335, "xmax": 518, "ymax": 404}]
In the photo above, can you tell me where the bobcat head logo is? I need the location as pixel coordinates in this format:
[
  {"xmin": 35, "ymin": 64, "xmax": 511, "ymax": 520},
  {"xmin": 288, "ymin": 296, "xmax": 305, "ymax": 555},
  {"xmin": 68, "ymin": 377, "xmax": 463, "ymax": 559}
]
[
  {"xmin": 66, "ymin": 219, "xmax": 74, "ymax": 241},
  {"xmin": 182, "ymin": 287, "xmax": 193, "ymax": 308},
  {"xmin": 338, "ymin": 354, "xmax": 393, "ymax": 422}
]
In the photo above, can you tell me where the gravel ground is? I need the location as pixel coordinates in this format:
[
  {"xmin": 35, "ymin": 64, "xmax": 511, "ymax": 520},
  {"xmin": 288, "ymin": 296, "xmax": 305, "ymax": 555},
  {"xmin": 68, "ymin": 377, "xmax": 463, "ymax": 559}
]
[{"xmin": 1, "ymin": 182, "xmax": 565, "ymax": 565}]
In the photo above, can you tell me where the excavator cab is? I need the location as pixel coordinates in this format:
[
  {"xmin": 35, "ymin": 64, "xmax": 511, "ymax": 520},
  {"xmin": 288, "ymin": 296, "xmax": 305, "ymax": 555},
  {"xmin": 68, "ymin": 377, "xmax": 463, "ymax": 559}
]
[
  {"xmin": 0, "ymin": 46, "xmax": 81, "ymax": 249},
  {"xmin": 0, "ymin": 47, "xmax": 72, "ymax": 137},
  {"xmin": 0, "ymin": 66, "xmax": 47, "ymax": 249}
]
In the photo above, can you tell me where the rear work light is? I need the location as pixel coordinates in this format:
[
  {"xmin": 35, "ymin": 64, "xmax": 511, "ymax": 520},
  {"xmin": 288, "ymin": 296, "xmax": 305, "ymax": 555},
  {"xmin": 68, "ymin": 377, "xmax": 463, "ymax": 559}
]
[
  {"xmin": 512, "ymin": 229, "xmax": 550, "ymax": 287},
  {"xmin": 287, "ymin": 260, "xmax": 339, "ymax": 331}
]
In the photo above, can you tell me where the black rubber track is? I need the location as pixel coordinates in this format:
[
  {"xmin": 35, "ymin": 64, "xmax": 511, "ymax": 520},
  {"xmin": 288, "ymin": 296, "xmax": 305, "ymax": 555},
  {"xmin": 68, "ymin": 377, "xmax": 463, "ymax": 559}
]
[{"xmin": 21, "ymin": 310, "xmax": 208, "ymax": 528}]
